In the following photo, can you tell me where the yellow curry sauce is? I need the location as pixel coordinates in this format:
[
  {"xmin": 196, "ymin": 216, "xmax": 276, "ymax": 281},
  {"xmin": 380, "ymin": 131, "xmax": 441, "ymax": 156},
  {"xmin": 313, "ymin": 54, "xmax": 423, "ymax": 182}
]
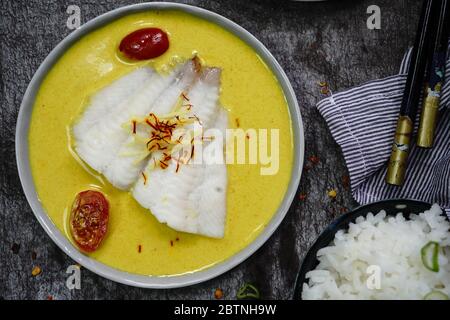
[{"xmin": 29, "ymin": 10, "xmax": 293, "ymax": 276}]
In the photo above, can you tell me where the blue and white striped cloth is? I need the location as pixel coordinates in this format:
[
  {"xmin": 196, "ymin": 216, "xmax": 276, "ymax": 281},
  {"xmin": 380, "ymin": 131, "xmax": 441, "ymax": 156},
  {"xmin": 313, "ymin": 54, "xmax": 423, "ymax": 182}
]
[{"xmin": 317, "ymin": 41, "xmax": 450, "ymax": 216}]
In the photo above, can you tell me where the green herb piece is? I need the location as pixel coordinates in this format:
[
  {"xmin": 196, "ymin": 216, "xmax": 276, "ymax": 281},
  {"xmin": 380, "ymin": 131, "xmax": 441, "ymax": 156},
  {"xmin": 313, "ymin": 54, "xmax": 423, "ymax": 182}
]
[
  {"xmin": 421, "ymin": 241, "xmax": 440, "ymax": 272},
  {"xmin": 424, "ymin": 290, "xmax": 449, "ymax": 300},
  {"xmin": 237, "ymin": 283, "xmax": 260, "ymax": 300}
]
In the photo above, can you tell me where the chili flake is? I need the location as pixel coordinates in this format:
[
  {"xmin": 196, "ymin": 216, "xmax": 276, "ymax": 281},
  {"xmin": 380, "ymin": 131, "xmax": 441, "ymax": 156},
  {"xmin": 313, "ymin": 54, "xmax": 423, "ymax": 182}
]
[
  {"xmin": 181, "ymin": 92, "xmax": 190, "ymax": 101},
  {"xmin": 31, "ymin": 266, "xmax": 41, "ymax": 277},
  {"xmin": 308, "ymin": 155, "xmax": 320, "ymax": 165},
  {"xmin": 327, "ymin": 189, "xmax": 337, "ymax": 199},
  {"xmin": 138, "ymin": 245, "xmax": 142, "ymax": 253},
  {"xmin": 214, "ymin": 288, "xmax": 224, "ymax": 299},
  {"xmin": 142, "ymin": 172, "xmax": 148, "ymax": 185}
]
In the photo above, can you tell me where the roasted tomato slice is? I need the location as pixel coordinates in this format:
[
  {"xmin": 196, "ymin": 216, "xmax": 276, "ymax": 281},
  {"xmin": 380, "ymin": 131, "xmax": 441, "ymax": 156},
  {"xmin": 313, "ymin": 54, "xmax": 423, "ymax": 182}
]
[
  {"xmin": 70, "ymin": 190, "xmax": 109, "ymax": 252},
  {"xmin": 119, "ymin": 28, "xmax": 169, "ymax": 60}
]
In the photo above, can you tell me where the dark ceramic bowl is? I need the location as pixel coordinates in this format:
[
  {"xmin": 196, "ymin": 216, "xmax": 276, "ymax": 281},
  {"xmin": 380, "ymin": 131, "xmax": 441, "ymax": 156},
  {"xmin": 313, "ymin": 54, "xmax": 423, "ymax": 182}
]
[{"xmin": 293, "ymin": 199, "xmax": 448, "ymax": 300}]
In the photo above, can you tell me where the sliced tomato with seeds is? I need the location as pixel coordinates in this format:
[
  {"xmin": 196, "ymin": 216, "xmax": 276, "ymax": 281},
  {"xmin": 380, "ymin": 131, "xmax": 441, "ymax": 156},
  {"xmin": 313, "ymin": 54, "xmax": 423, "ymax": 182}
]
[{"xmin": 70, "ymin": 190, "xmax": 109, "ymax": 253}]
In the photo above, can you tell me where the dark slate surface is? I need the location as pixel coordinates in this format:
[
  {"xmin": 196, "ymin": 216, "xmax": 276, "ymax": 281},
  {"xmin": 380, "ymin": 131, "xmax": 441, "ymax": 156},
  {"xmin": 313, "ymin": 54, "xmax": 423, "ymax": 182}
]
[{"xmin": 0, "ymin": 0, "xmax": 421, "ymax": 300}]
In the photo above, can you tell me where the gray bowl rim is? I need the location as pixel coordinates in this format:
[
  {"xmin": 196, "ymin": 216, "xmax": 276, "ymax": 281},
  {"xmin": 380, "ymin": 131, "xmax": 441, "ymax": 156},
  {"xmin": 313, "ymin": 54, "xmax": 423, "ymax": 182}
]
[{"xmin": 15, "ymin": 2, "xmax": 305, "ymax": 288}]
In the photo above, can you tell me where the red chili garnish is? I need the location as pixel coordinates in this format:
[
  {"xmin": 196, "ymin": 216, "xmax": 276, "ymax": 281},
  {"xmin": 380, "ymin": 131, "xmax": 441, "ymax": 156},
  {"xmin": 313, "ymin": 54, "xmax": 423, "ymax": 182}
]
[
  {"xmin": 142, "ymin": 172, "xmax": 147, "ymax": 185},
  {"xmin": 181, "ymin": 92, "xmax": 190, "ymax": 101},
  {"xmin": 176, "ymin": 237, "xmax": 180, "ymax": 242},
  {"xmin": 146, "ymin": 118, "xmax": 158, "ymax": 131},
  {"xmin": 309, "ymin": 155, "xmax": 320, "ymax": 165},
  {"xmin": 132, "ymin": 120, "xmax": 137, "ymax": 134},
  {"xmin": 190, "ymin": 114, "xmax": 201, "ymax": 124},
  {"xmin": 138, "ymin": 245, "xmax": 142, "ymax": 253},
  {"xmin": 170, "ymin": 240, "xmax": 174, "ymax": 247},
  {"xmin": 69, "ymin": 190, "xmax": 109, "ymax": 253},
  {"xmin": 119, "ymin": 28, "xmax": 169, "ymax": 60},
  {"xmin": 144, "ymin": 113, "xmax": 182, "ymax": 153},
  {"xmin": 160, "ymin": 160, "xmax": 169, "ymax": 169},
  {"xmin": 190, "ymin": 144, "xmax": 195, "ymax": 161},
  {"xmin": 298, "ymin": 193, "xmax": 307, "ymax": 201}
]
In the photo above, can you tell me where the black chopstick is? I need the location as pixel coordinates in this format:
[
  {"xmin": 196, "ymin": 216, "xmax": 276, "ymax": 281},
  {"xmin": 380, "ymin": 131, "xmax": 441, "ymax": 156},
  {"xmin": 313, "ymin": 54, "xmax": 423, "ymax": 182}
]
[
  {"xmin": 386, "ymin": 0, "xmax": 441, "ymax": 186},
  {"xmin": 417, "ymin": 0, "xmax": 450, "ymax": 148}
]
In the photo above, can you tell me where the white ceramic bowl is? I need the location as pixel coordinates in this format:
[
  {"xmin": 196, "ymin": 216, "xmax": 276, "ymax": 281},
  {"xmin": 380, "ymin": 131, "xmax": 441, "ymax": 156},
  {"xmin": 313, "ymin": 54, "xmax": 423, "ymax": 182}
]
[{"xmin": 16, "ymin": 2, "xmax": 304, "ymax": 288}]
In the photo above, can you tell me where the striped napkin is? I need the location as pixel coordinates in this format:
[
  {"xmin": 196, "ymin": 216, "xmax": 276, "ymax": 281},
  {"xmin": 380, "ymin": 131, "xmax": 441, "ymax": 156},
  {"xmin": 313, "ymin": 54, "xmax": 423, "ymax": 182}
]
[{"xmin": 317, "ymin": 41, "xmax": 450, "ymax": 216}]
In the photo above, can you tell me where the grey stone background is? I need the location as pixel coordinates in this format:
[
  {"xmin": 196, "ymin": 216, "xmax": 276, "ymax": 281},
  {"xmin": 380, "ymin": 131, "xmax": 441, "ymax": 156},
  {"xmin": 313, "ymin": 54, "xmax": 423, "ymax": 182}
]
[{"xmin": 0, "ymin": 0, "xmax": 421, "ymax": 300}]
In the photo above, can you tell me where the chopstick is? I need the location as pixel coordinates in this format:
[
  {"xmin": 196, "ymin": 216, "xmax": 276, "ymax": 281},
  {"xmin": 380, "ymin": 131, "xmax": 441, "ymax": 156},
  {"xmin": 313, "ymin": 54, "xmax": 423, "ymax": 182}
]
[
  {"xmin": 417, "ymin": 0, "xmax": 450, "ymax": 148},
  {"xmin": 386, "ymin": 0, "xmax": 441, "ymax": 186}
]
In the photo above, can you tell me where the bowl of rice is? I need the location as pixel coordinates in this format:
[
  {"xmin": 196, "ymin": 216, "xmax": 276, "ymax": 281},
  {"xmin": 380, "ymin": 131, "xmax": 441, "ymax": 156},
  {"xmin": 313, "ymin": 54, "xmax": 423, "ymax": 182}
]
[{"xmin": 294, "ymin": 199, "xmax": 450, "ymax": 300}]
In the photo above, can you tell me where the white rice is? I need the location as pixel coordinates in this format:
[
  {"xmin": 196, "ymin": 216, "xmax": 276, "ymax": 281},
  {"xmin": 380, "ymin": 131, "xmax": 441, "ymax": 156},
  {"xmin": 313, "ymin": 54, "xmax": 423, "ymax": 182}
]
[{"xmin": 302, "ymin": 204, "xmax": 450, "ymax": 300}]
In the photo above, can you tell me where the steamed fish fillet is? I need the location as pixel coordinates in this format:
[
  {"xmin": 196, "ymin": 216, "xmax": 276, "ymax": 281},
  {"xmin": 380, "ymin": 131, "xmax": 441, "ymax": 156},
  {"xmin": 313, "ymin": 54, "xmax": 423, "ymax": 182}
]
[
  {"xmin": 103, "ymin": 61, "xmax": 199, "ymax": 190},
  {"xmin": 73, "ymin": 67, "xmax": 154, "ymax": 138},
  {"xmin": 132, "ymin": 68, "xmax": 227, "ymax": 238},
  {"xmin": 133, "ymin": 108, "xmax": 228, "ymax": 238},
  {"xmin": 73, "ymin": 64, "xmax": 184, "ymax": 188},
  {"xmin": 184, "ymin": 67, "xmax": 222, "ymax": 130},
  {"xmin": 73, "ymin": 61, "xmax": 229, "ymax": 238}
]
